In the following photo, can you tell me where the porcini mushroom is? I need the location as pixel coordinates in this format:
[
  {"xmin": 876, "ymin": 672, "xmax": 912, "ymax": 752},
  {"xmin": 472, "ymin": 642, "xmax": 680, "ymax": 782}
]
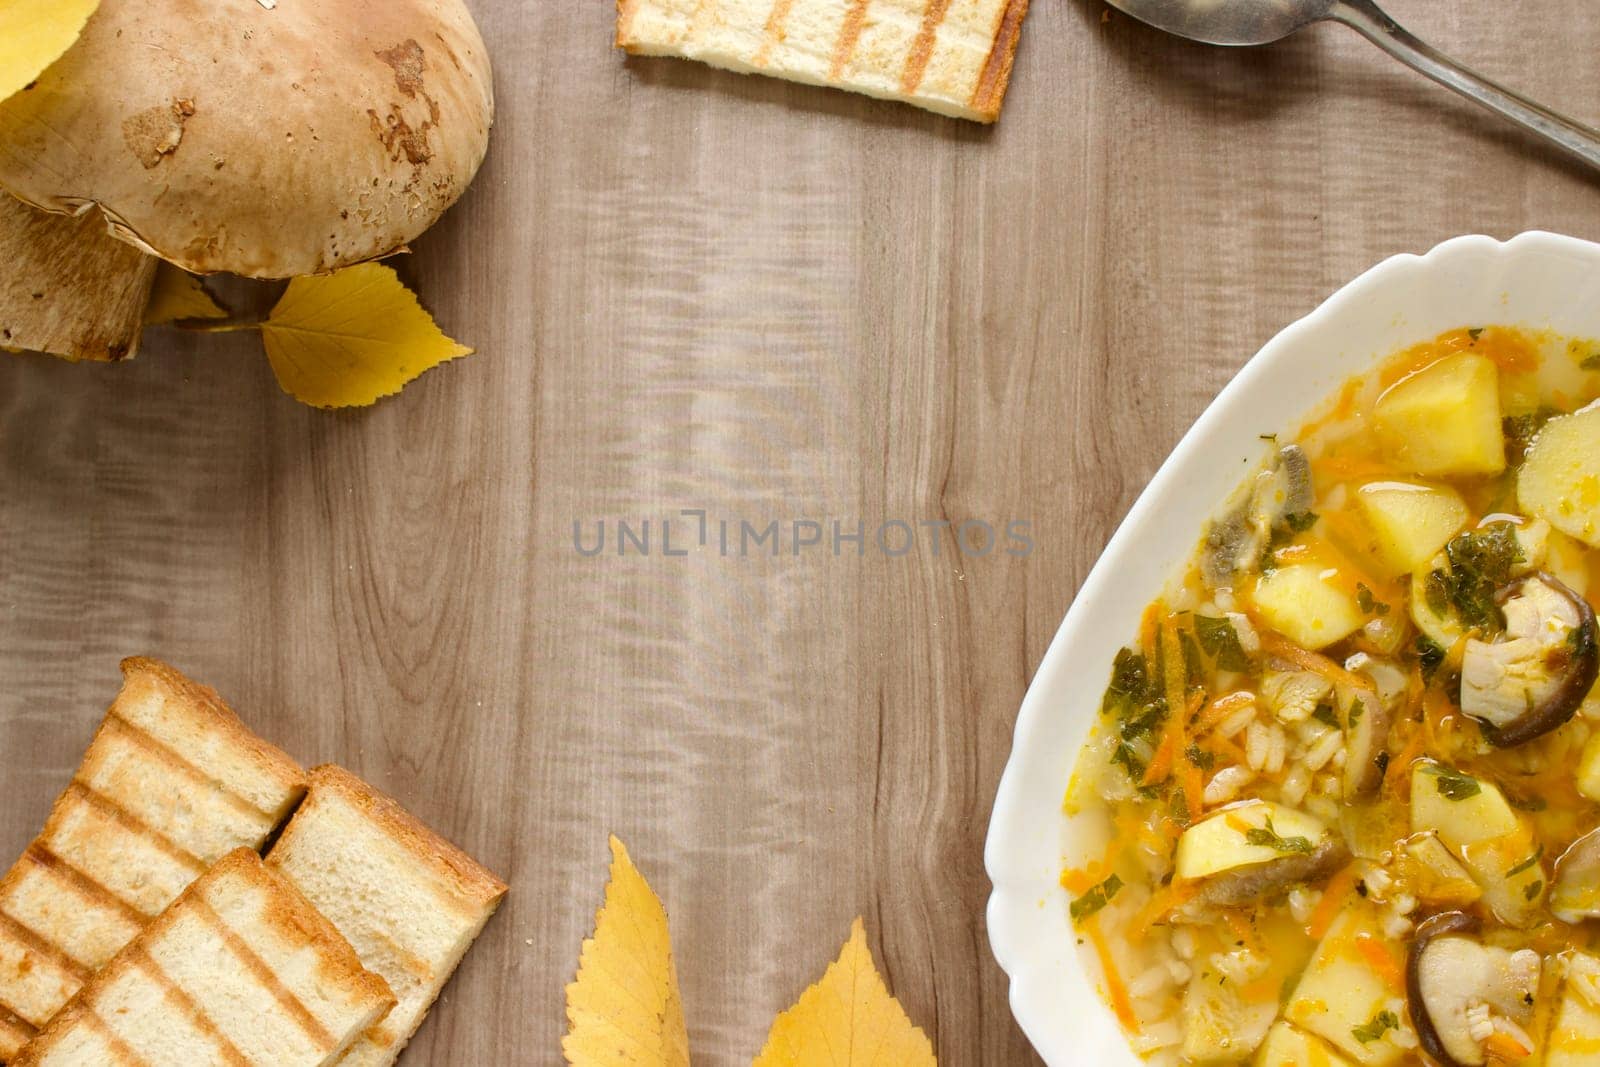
[
  {"xmin": 1406, "ymin": 911, "xmax": 1541, "ymax": 1067},
  {"xmin": 1, "ymin": 193, "xmax": 156, "ymax": 361},
  {"xmin": 1342, "ymin": 654, "xmax": 1404, "ymax": 801},
  {"xmin": 1201, "ymin": 444, "xmax": 1314, "ymax": 587},
  {"xmin": 1460, "ymin": 572, "xmax": 1599, "ymax": 747},
  {"xmin": 1552, "ymin": 827, "xmax": 1600, "ymax": 924},
  {"xmin": 0, "ymin": 0, "xmax": 493, "ymax": 278}
]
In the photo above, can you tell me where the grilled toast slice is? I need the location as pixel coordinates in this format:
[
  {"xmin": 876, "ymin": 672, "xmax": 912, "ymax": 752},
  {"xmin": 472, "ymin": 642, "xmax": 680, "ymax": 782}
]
[
  {"xmin": 0, "ymin": 658, "xmax": 306, "ymax": 1060},
  {"xmin": 616, "ymin": 0, "xmax": 1031, "ymax": 122},
  {"xmin": 267, "ymin": 766, "xmax": 507, "ymax": 1066},
  {"xmin": 11, "ymin": 849, "xmax": 394, "ymax": 1066}
]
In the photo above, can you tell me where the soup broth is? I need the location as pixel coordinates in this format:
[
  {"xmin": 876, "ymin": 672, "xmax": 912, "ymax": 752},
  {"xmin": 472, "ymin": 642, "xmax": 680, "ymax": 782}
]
[{"xmin": 1064, "ymin": 327, "xmax": 1600, "ymax": 1067}]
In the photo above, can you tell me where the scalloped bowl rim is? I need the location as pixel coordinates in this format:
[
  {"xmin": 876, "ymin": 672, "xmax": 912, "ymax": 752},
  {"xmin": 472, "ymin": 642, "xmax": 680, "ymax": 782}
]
[{"xmin": 984, "ymin": 231, "xmax": 1600, "ymax": 1066}]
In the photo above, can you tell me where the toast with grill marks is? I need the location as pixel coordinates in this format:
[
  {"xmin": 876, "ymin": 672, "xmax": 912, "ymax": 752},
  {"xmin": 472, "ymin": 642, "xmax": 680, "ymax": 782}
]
[
  {"xmin": 267, "ymin": 766, "xmax": 507, "ymax": 1066},
  {"xmin": 11, "ymin": 849, "xmax": 394, "ymax": 1066},
  {"xmin": 616, "ymin": 0, "xmax": 1031, "ymax": 122},
  {"xmin": 0, "ymin": 659, "xmax": 306, "ymax": 1060}
]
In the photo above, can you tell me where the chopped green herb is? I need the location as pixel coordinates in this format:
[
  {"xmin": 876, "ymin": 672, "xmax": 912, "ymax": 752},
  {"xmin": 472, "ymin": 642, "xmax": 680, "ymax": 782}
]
[
  {"xmin": 1120, "ymin": 702, "xmax": 1167, "ymax": 742},
  {"xmin": 1179, "ymin": 629, "xmax": 1206, "ymax": 687},
  {"xmin": 1244, "ymin": 816, "xmax": 1315, "ymax": 855},
  {"xmin": 1355, "ymin": 583, "xmax": 1389, "ymax": 616},
  {"xmin": 1194, "ymin": 614, "xmax": 1251, "ymax": 672},
  {"xmin": 1185, "ymin": 742, "xmax": 1216, "ymax": 773},
  {"xmin": 1509, "ymin": 792, "xmax": 1547, "ymax": 813},
  {"xmin": 1468, "ymin": 327, "xmax": 1484, "ymax": 341},
  {"xmin": 1525, "ymin": 879, "xmax": 1545, "ymax": 902},
  {"xmin": 1352, "ymin": 1010, "xmax": 1400, "ymax": 1044},
  {"xmin": 1415, "ymin": 636, "xmax": 1446, "ymax": 681},
  {"xmin": 1103, "ymin": 648, "xmax": 1154, "ymax": 716},
  {"xmin": 1070, "ymin": 874, "xmax": 1124, "ymax": 924},
  {"xmin": 1424, "ymin": 764, "xmax": 1482, "ymax": 801},
  {"xmin": 1111, "ymin": 741, "xmax": 1147, "ymax": 781},
  {"xmin": 1508, "ymin": 848, "xmax": 1544, "ymax": 878},
  {"xmin": 1438, "ymin": 523, "xmax": 1524, "ymax": 633},
  {"xmin": 1584, "ymin": 351, "xmax": 1600, "ymax": 371},
  {"xmin": 1169, "ymin": 789, "xmax": 1190, "ymax": 827},
  {"xmin": 1504, "ymin": 409, "xmax": 1558, "ymax": 465},
  {"xmin": 1312, "ymin": 701, "xmax": 1341, "ymax": 729},
  {"xmin": 1347, "ymin": 698, "xmax": 1365, "ymax": 727}
]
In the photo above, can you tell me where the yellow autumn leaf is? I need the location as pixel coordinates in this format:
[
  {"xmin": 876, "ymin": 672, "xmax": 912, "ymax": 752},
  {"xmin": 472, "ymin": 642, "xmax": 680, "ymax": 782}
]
[
  {"xmin": 0, "ymin": 0, "xmax": 100, "ymax": 104},
  {"xmin": 753, "ymin": 918, "xmax": 936, "ymax": 1067},
  {"xmin": 564, "ymin": 836, "xmax": 691, "ymax": 1067},
  {"xmin": 143, "ymin": 263, "xmax": 227, "ymax": 325},
  {"xmin": 259, "ymin": 262, "xmax": 472, "ymax": 408}
]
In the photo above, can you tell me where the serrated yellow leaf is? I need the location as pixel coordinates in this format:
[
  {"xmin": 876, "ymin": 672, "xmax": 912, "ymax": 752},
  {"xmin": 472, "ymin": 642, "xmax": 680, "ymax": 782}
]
[
  {"xmin": 753, "ymin": 918, "xmax": 936, "ymax": 1067},
  {"xmin": 143, "ymin": 263, "xmax": 226, "ymax": 324},
  {"xmin": 565, "ymin": 836, "xmax": 691, "ymax": 1067},
  {"xmin": 0, "ymin": 0, "xmax": 100, "ymax": 104},
  {"xmin": 259, "ymin": 262, "xmax": 472, "ymax": 408}
]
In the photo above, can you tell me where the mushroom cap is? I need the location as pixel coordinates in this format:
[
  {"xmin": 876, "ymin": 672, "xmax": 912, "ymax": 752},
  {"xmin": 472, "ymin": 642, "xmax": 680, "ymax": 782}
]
[
  {"xmin": 1463, "ymin": 573, "xmax": 1598, "ymax": 748},
  {"xmin": 0, "ymin": 0, "xmax": 493, "ymax": 278},
  {"xmin": 1552, "ymin": 828, "xmax": 1600, "ymax": 924},
  {"xmin": 1406, "ymin": 912, "xmax": 1540, "ymax": 1067}
]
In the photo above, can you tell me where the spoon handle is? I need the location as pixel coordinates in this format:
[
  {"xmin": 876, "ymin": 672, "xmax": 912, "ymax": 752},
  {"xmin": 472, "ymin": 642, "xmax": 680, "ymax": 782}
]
[{"xmin": 1330, "ymin": 0, "xmax": 1600, "ymax": 173}]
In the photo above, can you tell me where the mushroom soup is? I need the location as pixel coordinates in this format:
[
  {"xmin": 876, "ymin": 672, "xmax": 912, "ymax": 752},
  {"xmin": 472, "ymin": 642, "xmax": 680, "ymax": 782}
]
[{"xmin": 1064, "ymin": 327, "xmax": 1600, "ymax": 1066}]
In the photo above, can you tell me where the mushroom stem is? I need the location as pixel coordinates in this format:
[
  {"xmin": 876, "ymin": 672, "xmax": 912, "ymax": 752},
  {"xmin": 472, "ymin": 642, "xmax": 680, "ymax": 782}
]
[{"xmin": 0, "ymin": 195, "xmax": 156, "ymax": 361}]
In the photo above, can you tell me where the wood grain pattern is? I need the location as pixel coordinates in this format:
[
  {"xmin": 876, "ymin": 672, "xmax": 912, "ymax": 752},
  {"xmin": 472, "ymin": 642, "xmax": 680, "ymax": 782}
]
[{"xmin": 3, "ymin": 2, "xmax": 1600, "ymax": 1063}]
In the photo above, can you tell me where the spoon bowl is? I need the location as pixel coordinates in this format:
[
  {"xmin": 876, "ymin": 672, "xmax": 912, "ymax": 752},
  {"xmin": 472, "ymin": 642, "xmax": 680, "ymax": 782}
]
[
  {"xmin": 1106, "ymin": 0, "xmax": 1335, "ymax": 46},
  {"xmin": 1102, "ymin": 0, "xmax": 1600, "ymax": 172}
]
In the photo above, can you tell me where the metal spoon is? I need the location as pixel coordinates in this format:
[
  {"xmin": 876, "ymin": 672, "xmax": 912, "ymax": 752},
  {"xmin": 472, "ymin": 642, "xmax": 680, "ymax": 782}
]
[{"xmin": 1104, "ymin": 0, "xmax": 1600, "ymax": 173}]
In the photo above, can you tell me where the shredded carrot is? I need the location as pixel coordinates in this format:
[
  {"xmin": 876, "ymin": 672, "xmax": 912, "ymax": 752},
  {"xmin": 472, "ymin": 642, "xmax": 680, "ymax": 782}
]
[
  {"xmin": 1060, "ymin": 860, "xmax": 1108, "ymax": 896},
  {"xmin": 1308, "ymin": 865, "xmax": 1359, "ymax": 939},
  {"xmin": 1224, "ymin": 813, "xmax": 1253, "ymax": 836},
  {"xmin": 1483, "ymin": 1031, "xmax": 1531, "ymax": 1060},
  {"xmin": 1138, "ymin": 603, "xmax": 1162, "ymax": 664},
  {"xmin": 1195, "ymin": 691, "xmax": 1255, "ymax": 734},
  {"xmin": 1142, "ymin": 723, "xmax": 1177, "ymax": 787},
  {"xmin": 1085, "ymin": 920, "xmax": 1138, "ymax": 1030},
  {"xmin": 1354, "ymin": 934, "xmax": 1404, "ymax": 990},
  {"xmin": 1388, "ymin": 729, "xmax": 1429, "ymax": 802},
  {"xmin": 1136, "ymin": 879, "xmax": 1199, "ymax": 928},
  {"xmin": 1258, "ymin": 632, "xmax": 1377, "ymax": 695}
]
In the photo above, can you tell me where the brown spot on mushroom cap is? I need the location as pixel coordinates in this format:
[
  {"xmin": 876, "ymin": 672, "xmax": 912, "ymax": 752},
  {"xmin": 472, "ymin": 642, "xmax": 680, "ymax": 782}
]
[
  {"xmin": 121, "ymin": 98, "xmax": 195, "ymax": 169},
  {"xmin": 375, "ymin": 39, "xmax": 426, "ymax": 98}
]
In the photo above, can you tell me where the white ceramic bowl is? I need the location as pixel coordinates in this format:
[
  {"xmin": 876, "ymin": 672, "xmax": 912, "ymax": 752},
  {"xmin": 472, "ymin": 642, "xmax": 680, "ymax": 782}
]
[{"xmin": 984, "ymin": 231, "xmax": 1600, "ymax": 1067}]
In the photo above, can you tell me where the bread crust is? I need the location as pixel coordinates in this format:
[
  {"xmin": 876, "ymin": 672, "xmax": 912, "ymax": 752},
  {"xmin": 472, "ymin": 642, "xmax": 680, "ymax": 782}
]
[
  {"xmin": 0, "ymin": 659, "xmax": 309, "ymax": 1062},
  {"xmin": 285, "ymin": 766, "xmax": 507, "ymax": 907},
  {"xmin": 970, "ymin": 0, "xmax": 1030, "ymax": 121},
  {"xmin": 11, "ymin": 849, "xmax": 392, "ymax": 1066},
  {"xmin": 116, "ymin": 657, "xmax": 306, "ymax": 805}
]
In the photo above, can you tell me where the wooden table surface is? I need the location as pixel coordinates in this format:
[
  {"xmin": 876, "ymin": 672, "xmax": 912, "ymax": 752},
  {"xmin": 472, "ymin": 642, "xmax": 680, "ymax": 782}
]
[{"xmin": 3, "ymin": 2, "xmax": 1600, "ymax": 1063}]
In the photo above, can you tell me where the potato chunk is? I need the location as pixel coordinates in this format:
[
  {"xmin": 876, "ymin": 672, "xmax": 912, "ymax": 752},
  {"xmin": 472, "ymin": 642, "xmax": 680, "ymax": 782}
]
[
  {"xmin": 1252, "ymin": 565, "xmax": 1366, "ymax": 650},
  {"xmin": 1374, "ymin": 353, "xmax": 1505, "ymax": 476},
  {"xmin": 1175, "ymin": 800, "xmax": 1331, "ymax": 881},
  {"xmin": 1284, "ymin": 906, "xmax": 1405, "ymax": 1065},
  {"xmin": 1518, "ymin": 403, "xmax": 1600, "ymax": 547},
  {"xmin": 1545, "ymin": 953, "xmax": 1600, "ymax": 1067},
  {"xmin": 1355, "ymin": 481, "xmax": 1469, "ymax": 575},
  {"xmin": 1409, "ymin": 762, "xmax": 1520, "ymax": 851},
  {"xmin": 1256, "ymin": 1022, "xmax": 1356, "ymax": 1067}
]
